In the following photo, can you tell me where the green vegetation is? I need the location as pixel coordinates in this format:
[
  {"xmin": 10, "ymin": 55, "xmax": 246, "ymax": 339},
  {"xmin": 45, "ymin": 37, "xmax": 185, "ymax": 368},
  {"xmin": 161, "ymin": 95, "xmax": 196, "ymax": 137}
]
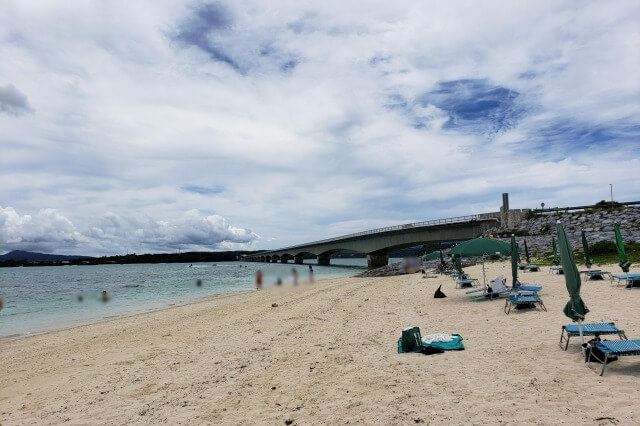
[
  {"xmin": 589, "ymin": 240, "xmax": 617, "ymax": 255},
  {"xmin": 532, "ymin": 241, "xmax": 640, "ymax": 267},
  {"xmin": 539, "ymin": 223, "xmax": 551, "ymax": 235},
  {"xmin": 494, "ymin": 229, "xmax": 531, "ymax": 237},
  {"xmin": 594, "ymin": 200, "xmax": 621, "ymax": 206}
]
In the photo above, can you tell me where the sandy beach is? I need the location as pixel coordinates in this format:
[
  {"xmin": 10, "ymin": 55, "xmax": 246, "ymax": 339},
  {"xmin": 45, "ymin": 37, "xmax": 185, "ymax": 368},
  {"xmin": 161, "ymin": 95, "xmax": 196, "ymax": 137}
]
[{"xmin": 1, "ymin": 262, "xmax": 639, "ymax": 425}]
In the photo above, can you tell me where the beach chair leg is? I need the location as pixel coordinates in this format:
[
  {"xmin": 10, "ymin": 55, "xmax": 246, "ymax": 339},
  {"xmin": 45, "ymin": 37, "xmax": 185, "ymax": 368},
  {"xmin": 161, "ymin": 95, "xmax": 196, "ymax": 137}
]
[
  {"xmin": 600, "ymin": 357, "xmax": 608, "ymax": 376},
  {"xmin": 619, "ymin": 331, "xmax": 628, "ymax": 340},
  {"xmin": 559, "ymin": 329, "xmax": 570, "ymax": 351},
  {"xmin": 539, "ymin": 301, "xmax": 547, "ymax": 312},
  {"xmin": 587, "ymin": 348, "xmax": 607, "ymax": 376},
  {"xmin": 504, "ymin": 300, "xmax": 511, "ymax": 315}
]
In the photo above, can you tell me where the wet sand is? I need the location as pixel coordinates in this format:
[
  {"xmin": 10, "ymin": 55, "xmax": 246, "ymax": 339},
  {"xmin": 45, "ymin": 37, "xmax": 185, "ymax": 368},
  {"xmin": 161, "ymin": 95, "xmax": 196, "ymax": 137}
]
[{"xmin": 1, "ymin": 262, "xmax": 639, "ymax": 424}]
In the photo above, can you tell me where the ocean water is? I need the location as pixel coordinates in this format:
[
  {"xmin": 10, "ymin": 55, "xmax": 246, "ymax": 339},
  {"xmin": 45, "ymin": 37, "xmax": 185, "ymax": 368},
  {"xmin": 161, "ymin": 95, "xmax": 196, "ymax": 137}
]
[{"xmin": 0, "ymin": 258, "xmax": 400, "ymax": 338}]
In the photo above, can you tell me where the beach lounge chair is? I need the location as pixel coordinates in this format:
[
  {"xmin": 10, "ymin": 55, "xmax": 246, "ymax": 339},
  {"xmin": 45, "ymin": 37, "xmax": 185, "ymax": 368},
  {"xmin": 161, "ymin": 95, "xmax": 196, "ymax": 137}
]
[
  {"xmin": 580, "ymin": 270, "xmax": 612, "ymax": 281},
  {"xmin": 559, "ymin": 322, "xmax": 627, "ymax": 351},
  {"xmin": 467, "ymin": 276, "xmax": 510, "ymax": 300},
  {"xmin": 587, "ymin": 339, "xmax": 640, "ymax": 375},
  {"xmin": 549, "ymin": 266, "xmax": 563, "ymax": 274},
  {"xmin": 450, "ymin": 271, "xmax": 469, "ymax": 280},
  {"xmin": 612, "ymin": 273, "xmax": 640, "ymax": 288},
  {"xmin": 504, "ymin": 291, "xmax": 547, "ymax": 314},
  {"xmin": 514, "ymin": 284, "xmax": 542, "ymax": 292},
  {"xmin": 519, "ymin": 264, "xmax": 540, "ymax": 272},
  {"xmin": 455, "ymin": 278, "xmax": 478, "ymax": 289}
]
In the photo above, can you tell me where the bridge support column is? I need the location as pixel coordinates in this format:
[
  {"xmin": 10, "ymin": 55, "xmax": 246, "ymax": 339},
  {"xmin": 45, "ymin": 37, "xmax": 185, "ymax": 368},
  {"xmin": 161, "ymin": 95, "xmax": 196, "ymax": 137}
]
[
  {"xmin": 280, "ymin": 258, "xmax": 288, "ymax": 264},
  {"xmin": 271, "ymin": 258, "xmax": 279, "ymax": 263},
  {"xmin": 367, "ymin": 254, "xmax": 388, "ymax": 269},
  {"xmin": 294, "ymin": 256, "xmax": 304, "ymax": 265},
  {"xmin": 317, "ymin": 254, "xmax": 331, "ymax": 266}
]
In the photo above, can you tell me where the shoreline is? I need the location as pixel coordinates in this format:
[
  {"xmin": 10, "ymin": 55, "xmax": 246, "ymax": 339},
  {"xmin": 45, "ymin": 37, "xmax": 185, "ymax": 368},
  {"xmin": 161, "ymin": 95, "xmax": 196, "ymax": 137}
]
[
  {"xmin": 2, "ymin": 262, "xmax": 638, "ymax": 424},
  {"xmin": 0, "ymin": 287, "xmax": 256, "ymax": 343},
  {"xmin": 0, "ymin": 264, "xmax": 363, "ymax": 341}
]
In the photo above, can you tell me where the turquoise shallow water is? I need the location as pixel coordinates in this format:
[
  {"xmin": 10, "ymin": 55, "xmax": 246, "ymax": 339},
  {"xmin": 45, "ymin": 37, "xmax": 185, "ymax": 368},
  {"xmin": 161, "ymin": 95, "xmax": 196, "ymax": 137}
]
[{"xmin": 0, "ymin": 258, "xmax": 399, "ymax": 338}]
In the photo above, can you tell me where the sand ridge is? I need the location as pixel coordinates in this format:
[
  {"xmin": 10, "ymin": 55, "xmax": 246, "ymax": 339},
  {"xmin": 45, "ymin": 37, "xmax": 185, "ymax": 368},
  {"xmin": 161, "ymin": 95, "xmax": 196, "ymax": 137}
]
[{"xmin": 1, "ymin": 262, "xmax": 639, "ymax": 424}]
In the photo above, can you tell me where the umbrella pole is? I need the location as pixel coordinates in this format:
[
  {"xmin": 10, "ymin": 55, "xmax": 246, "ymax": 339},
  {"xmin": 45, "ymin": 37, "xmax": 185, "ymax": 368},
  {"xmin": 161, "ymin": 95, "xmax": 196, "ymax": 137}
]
[
  {"xmin": 578, "ymin": 319, "xmax": 585, "ymax": 355},
  {"xmin": 482, "ymin": 257, "xmax": 486, "ymax": 285}
]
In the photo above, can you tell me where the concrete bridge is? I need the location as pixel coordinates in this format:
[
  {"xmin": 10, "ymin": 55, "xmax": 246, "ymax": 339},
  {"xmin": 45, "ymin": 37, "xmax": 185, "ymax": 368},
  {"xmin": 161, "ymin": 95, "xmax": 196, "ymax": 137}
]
[{"xmin": 242, "ymin": 212, "xmax": 502, "ymax": 268}]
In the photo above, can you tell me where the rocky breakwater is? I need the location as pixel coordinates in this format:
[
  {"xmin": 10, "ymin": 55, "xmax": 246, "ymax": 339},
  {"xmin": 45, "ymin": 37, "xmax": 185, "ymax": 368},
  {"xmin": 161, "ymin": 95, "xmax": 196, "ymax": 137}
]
[
  {"xmin": 356, "ymin": 258, "xmax": 478, "ymax": 277},
  {"xmin": 486, "ymin": 206, "xmax": 640, "ymax": 254}
]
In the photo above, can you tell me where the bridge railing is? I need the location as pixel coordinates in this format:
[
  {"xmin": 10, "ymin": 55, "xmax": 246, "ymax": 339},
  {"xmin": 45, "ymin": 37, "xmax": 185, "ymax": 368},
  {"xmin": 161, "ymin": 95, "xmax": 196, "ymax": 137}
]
[{"xmin": 267, "ymin": 214, "xmax": 493, "ymax": 254}]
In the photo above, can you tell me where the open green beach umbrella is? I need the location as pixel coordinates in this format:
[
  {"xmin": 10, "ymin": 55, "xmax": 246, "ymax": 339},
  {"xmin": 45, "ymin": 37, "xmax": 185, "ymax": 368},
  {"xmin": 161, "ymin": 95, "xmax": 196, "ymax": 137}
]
[
  {"xmin": 558, "ymin": 221, "xmax": 589, "ymax": 350},
  {"xmin": 448, "ymin": 237, "xmax": 510, "ymax": 284},
  {"xmin": 447, "ymin": 237, "xmax": 510, "ymax": 257},
  {"xmin": 552, "ymin": 235, "xmax": 560, "ymax": 266},
  {"xmin": 524, "ymin": 240, "xmax": 531, "ymax": 264},
  {"xmin": 421, "ymin": 251, "xmax": 441, "ymax": 261},
  {"xmin": 510, "ymin": 235, "xmax": 519, "ymax": 287},
  {"xmin": 614, "ymin": 223, "xmax": 631, "ymax": 273},
  {"xmin": 581, "ymin": 231, "xmax": 592, "ymax": 270}
]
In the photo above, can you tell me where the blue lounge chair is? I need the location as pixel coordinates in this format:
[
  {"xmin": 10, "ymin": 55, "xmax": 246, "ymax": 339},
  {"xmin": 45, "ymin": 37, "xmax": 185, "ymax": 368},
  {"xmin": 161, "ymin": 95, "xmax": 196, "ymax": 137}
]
[
  {"xmin": 515, "ymin": 284, "xmax": 542, "ymax": 292},
  {"xmin": 580, "ymin": 270, "xmax": 612, "ymax": 281},
  {"xmin": 549, "ymin": 266, "xmax": 563, "ymax": 275},
  {"xmin": 612, "ymin": 273, "xmax": 640, "ymax": 288},
  {"xmin": 456, "ymin": 278, "xmax": 478, "ymax": 289},
  {"xmin": 504, "ymin": 292, "xmax": 547, "ymax": 314},
  {"xmin": 519, "ymin": 264, "xmax": 540, "ymax": 272},
  {"xmin": 587, "ymin": 339, "xmax": 640, "ymax": 375},
  {"xmin": 467, "ymin": 276, "xmax": 510, "ymax": 300},
  {"xmin": 559, "ymin": 322, "xmax": 627, "ymax": 351}
]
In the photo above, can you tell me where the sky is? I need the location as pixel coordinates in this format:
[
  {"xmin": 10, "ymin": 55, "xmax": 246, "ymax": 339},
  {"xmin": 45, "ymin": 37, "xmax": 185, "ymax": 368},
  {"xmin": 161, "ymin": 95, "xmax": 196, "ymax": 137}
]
[{"xmin": 1, "ymin": 1, "xmax": 639, "ymax": 256}]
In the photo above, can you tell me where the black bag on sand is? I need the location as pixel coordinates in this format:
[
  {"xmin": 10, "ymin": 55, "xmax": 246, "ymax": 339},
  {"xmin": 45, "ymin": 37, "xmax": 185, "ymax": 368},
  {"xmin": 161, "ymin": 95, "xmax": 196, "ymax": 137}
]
[
  {"xmin": 584, "ymin": 338, "xmax": 618, "ymax": 364},
  {"xmin": 434, "ymin": 285, "xmax": 447, "ymax": 298},
  {"xmin": 421, "ymin": 345, "xmax": 445, "ymax": 355}
]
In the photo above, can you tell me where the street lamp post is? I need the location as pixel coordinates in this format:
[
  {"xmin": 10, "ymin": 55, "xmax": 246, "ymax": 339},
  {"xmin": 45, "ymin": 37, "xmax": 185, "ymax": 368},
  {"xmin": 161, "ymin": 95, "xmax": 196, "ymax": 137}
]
[{"xmin": 610, "ymin": 184, "xmax": 613, "ymax": 202}]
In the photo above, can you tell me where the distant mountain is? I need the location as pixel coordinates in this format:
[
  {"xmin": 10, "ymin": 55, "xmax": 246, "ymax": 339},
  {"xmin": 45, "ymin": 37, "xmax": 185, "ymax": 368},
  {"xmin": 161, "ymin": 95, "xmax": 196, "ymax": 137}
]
[{"xmin": 0, "ymin": 250, "xmax": 91, "ymax": 262}]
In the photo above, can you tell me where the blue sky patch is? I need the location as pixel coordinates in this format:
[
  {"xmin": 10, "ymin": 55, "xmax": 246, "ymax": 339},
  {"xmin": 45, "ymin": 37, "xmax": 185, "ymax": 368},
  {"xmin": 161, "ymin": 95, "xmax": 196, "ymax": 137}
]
[
  {"xmin": 181, "ymin": 185, "xmax": 225, "ymax": 195},
  {"xmin": 417, "ymin": 79, "xmax": 525, "ymax": 135}
]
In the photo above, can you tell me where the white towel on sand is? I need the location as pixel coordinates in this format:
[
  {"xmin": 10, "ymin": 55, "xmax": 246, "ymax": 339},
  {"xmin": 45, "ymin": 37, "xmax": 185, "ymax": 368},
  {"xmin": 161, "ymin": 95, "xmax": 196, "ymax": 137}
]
[{"xmin": 422, "ymin": 333, "xmax": 454, "ymax": 344}]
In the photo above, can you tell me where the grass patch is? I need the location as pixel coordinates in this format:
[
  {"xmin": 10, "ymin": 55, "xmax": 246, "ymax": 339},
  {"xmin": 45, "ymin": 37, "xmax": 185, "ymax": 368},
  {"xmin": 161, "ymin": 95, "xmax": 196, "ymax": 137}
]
[{"xmin": 532, "ymin": 242, "xmax": 640, "ymax": 267}]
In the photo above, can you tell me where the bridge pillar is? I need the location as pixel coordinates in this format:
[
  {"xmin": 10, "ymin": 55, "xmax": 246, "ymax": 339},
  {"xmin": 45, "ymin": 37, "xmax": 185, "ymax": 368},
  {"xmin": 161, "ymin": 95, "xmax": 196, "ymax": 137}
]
[
  {"xmin": 280, "ymin": 258, "xmax": 288, "ymax": 264},
  {"xmin": 271, "ymin": 257, "xmax": 279, "ymax": 263},
  {"xmin": 294, "ymin": 256, "xmax": 304, "ymax": 264},
  {"xmin": 317, "ymin": 254, "xmax": 331, "ymax": 266},
  {"xmin": 367, "ymin": 254, "xmax": 389, "ymax": 269}
]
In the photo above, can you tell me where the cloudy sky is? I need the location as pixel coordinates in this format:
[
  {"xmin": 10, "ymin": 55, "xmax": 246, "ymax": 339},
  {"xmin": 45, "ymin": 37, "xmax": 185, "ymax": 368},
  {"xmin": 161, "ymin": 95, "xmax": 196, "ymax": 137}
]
[{"xmin": 1, "ymin": 1, "xmax": 639, "ymax": 255}]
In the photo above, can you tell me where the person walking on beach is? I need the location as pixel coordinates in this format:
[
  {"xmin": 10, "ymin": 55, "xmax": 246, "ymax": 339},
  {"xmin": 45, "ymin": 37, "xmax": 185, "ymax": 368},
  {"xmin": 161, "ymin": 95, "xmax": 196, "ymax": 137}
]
[
  {"xmin": 256, "ymin": 270, "xmax": 263, "ymax": 290},
  {"xmin": 308, "ymin": 265, "xmax": 314, "ymax": 284},
  {"xmin": 291, "ymin": 268, "xmax": 298, "ymax": 285}
]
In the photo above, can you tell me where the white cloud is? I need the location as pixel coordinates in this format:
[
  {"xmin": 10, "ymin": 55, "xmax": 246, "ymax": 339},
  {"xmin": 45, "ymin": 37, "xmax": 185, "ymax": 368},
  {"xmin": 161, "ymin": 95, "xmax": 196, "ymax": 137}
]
[
  {"xmin": 0, "ymin": 206, "xmax": 258, "ymax": 255},
  {"xmin": 0, "ymin": 1, "xmax": 638, "ymax": 254}
]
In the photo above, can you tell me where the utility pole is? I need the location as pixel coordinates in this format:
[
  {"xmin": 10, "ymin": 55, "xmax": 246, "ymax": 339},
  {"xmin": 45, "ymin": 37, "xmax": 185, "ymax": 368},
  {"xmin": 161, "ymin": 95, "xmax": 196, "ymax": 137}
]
[{"xmin": 610, "ymin": 184, "xmax": 613, "ymax": 202}]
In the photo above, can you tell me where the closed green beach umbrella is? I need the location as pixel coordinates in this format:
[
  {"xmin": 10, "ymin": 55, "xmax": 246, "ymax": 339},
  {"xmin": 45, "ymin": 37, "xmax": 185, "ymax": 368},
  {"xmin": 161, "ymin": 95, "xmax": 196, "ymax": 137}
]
[
  {"xmin": 581, "ymin": 231, "xmax": 592, "ymax": 270},
  {"xmin": 614, "ymin": 223, "xmax": 631, "ymax": 273},
  {"xmin": 552, "ymin": 235, "xmax": 560, "ymax": 265},
  {"xmin": 558, "ymin": 221, "xmax": 589, "ymax": 349},
  {"xmin": 510, "ymin": 235, "xmax": 519, "ymax": 287},
  {"xmin": 524, "ymin": 240, "xmax": 531, "ymax": 264},
  {"xmin": 439, "ymin": 250, "xmax": 446, "ymax": 269}
]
